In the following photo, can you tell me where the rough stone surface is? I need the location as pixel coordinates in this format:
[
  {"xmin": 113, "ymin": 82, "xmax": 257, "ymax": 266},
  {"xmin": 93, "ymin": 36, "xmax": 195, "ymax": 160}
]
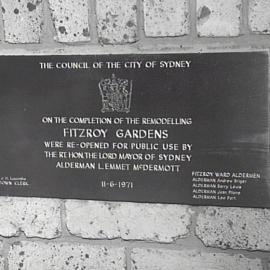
[
  {"xmin": 196, "ymin": 207, "xmax": 270, "ymax": 251},
  {"xmin": 1, "ymin": 0, "xmax": 43, "ymax": 43},
  {"xmin": 197, "ymin": 0, "xmax": 241, "ymax": 37},
  {"xmin": 249, "ymin": 0, "xmax": 270, "ymax": 34},
  {"xmin": 48, "ymin": 0, "xmax": 90, "ymax": 42},
  {"xmin": 0, "ymin": 197, "xmax": 61, "ymax": 238},
  {"xmin": 96, "ymin": 0, "xmax": 137, "ymax": 44},
  {"xmin": 66, "ymin": 200, "xmax": 192, "ymax": 242},
  {"xmin": 131, "ymin": 248, "xmax": 263, "ymax": 270},
  {"xmin": 0, "ymin": 257, "xmax": 3, "ymax": 270},
  {"xmin": 143, "ymin": 0, "xmax": 189, "ymax": 37},
  {"xmin": 8, "ymin": 241, "xmax": 125, "ymax": 270},
  {"xmin": 0, "ymin": 242, "xmax": 4, "ymax": 269}
]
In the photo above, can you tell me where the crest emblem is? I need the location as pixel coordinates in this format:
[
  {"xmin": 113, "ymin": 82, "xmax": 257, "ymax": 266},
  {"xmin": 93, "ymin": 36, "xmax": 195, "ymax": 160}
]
[{"xmin": 99, "ymin": 74, "xmax": 132, "ymax": 113}]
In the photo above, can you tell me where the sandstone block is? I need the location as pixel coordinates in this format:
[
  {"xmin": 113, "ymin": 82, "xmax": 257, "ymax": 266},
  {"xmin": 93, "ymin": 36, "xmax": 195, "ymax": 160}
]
[
  {"xmin": 48, "ymin": 0, "xmax": 90, "ymax": 42},
  {"xmin": 249, "ymin": 0, "xmax": 270, "ymax": 34},
  {"xmin": 131, "ymin": 248, "xmax": 263, "ymax": 270},
  {"xmin": 66, "ymin": 200, "xmax": 192, "ymax": 242},
  {"xmin": 96, "ymin": 0, "xmax": 137, "ymax": 44},
  {"xmin": 0, "ymin": 197, "xmax": 61, "ymax": 238},
  {"xmin": 1, "ymin": 0, "xmax": 43, "ymax": 43},
  {"xmin": 8, "ymin": 241, "xmax": 125, "ymax": 270},
  {"xmin": 196, "ymin": 207, "xmax": 270, "ymax": 251},
  {"xmin": 143, "ymin": 0, "xmax": 189, "ymax": 37},
  {"xmin": 197, "ymin": 0, "xmax": 241, "ymax": 36}
]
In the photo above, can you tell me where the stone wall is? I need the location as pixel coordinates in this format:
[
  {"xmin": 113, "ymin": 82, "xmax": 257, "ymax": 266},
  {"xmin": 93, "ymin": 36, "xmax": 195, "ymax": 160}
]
[{"xmin": 0, "ymin": 0, "xmax": 269, "ymax": 269}]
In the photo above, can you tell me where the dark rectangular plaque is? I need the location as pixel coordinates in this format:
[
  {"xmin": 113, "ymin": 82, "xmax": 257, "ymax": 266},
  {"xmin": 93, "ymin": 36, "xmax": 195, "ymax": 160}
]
[{"xmin": 0, "ymin": 52, "xmax": 269, "ymax": 207}]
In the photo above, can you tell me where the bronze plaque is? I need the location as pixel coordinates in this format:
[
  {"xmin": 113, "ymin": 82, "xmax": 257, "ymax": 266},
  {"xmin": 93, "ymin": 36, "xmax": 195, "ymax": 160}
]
[{"xmin": 0, "ymin": 52, "xmax": 269, "ymax": 207}]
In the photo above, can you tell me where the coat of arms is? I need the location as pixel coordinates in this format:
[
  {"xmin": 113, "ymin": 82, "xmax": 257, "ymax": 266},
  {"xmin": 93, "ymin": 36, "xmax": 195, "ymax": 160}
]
[{"xmin": 99, "ymin": 74, "xmax": 132, "ymax": 113}]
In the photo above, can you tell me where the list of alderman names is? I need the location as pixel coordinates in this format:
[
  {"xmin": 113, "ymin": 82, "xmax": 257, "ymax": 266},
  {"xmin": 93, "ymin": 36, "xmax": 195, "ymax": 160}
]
[{"xmin": 192, "ymin": 171, "xmax": 261, "ymax": 202}]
